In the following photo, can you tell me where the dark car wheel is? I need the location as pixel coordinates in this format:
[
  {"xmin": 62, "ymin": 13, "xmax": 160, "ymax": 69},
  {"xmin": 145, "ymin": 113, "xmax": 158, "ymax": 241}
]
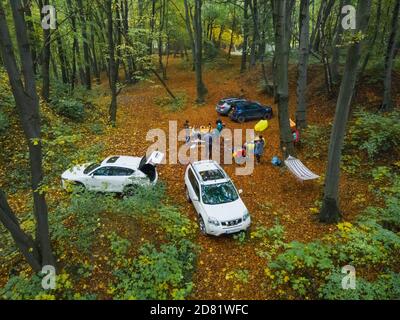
[
  {"xmin": 263, "ymin": 113, "xmax": 272, "ymax": 120},
  {"xmin": 72, "ymin": 181, "xmax": 85, "ymax": 193},
  {"xmin": 198, "ymin": 216, "xmax": 207, "ymax": 235},
  {"xmin": 123, "ymin": 184, "xmax": 137, "ymax": 197},
  {"xmin": 238, "ymin": 116, "xmax": 246, "ymax": 123},
  {"xmin": 185, "ymin": 187, "xmax": 192, "ymax": 203}
]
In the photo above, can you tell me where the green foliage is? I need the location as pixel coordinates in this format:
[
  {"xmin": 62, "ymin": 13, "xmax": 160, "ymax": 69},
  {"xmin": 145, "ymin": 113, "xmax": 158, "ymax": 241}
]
[
  {"xmin": 233, "ymin": 231, "xmax": 247, "ymax": 245},
  {"xmin": 320, "ymin": 271, "xmax": 400, "ymax": 300},
  {"xmin": 346, "ymin": 110, "xmax": 400, "ymax": 159},
  {"xmin": 363, "ymin": 175, "xmax": 400, "ymax": 231},
  {"xmin": 266, "ymin": 174, "xmax": 400, "ymax": 299},
  {"xmin": 108, "ymin": 232, "xmax": 131, "ymax": 258},
  {"xmin": 0, "ymin": 271, "xmax": 96, "ymax": 300},
  {"xmin": 251, "ymin": 220, "xmax": 285, "ymax": 259},
  {"xmin": 0, "ymin": 111, "xmax": 9, "ymax": 133},
  {"xmin": 225, "ymin": 269, "xmax": 250, "ymax": 284},
  {"xmin": 302, "ymin": 125, "xmax": 331, "ymax": 159},
  {"xmin": 52, "ymin": 98, "xmax": 85, "ymax": 121},
  {"xmin": 50, "ymin": 81, "xmax": 88, "ymax": 121},
  {"xmin": 112, "ymin": 240, "xmax": 196, "ymax": 300},
  {"xmin": 154, "ymin": 92, "xmax": 187, "ymax": 112}
]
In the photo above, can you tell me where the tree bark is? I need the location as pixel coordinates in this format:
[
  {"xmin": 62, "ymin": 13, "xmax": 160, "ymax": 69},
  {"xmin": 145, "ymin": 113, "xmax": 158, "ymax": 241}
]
[
  {"xmin": 273, "ymin": 0, "xmax": 295, "ymax": 158},
  {"xmin": 77, "ymin": 0, "xmax": 91, "ymax": 90},
  {"xmin": 320, "ymin": 0, "xmax": 372, "ymax": 223},
  {"xmin": 381, "ymin": 0, "xmax": 400, "ymax": 112},
  {"xmin": 192, "ymin": 0, "xmax": 207, "ymax": 103},
  {"xmin": 241, "ymin": 0, "xmax": 250, "ymax": 73},
  {"xmin": 0, "ymin": 0, "xmax": 55, "ymax": 270},
  {"xmin": 38, "ymin": 0, "xmax": 50, "ymax": 102},
  {"xmin": 106, "ymin": 0, "xmax": 118, "ymax": 125},
  {"xmin": 331, "ymin": 0, "xmax": 346, "ymax": 83},
  {"xmin": 296, "ymin": 0, "xmax": 310, "ymax": 130}
]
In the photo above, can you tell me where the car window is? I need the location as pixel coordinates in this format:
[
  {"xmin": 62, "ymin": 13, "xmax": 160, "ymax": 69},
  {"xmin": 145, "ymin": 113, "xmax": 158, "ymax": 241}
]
[
  {"xmin": 84, "ymin": 163, "xmax": 100, "ymax": 174},
  {"xmin": 92, "ymin": 166, "xmax": 112, "ymax": 176},
  {"xmin": 109, "ymin": 167, "xmax": 134, "ymax": 176},
  {"xmin": 201, "ymin": 181, "xmax": 239, "ymax": 205},
  {"xmin": 248, "ymin": 104, "xmax": 259, "ymax": 110},
  {"xmin": 188, "ymin": 168, "xmax": 200, "ymax": 198}
]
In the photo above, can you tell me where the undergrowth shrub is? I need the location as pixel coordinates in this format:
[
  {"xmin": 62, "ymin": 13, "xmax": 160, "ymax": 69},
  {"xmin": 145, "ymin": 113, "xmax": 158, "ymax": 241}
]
[
  {"xmin": 301, "ymin": 125, "xmax": 331, "ymax": 159},
  {"xmin": 346, "ymin": 110, "xmax": 400, "ymax": 159},
  {"xmin": 154, "ymin": 92, "xmax": 187, "ymax": 112}
]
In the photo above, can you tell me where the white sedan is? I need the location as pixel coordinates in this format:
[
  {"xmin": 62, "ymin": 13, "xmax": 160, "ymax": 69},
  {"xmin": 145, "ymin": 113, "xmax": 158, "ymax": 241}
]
[{"xmin": 61, "ymin": 151, "xmax": 164, "ymax": 194}]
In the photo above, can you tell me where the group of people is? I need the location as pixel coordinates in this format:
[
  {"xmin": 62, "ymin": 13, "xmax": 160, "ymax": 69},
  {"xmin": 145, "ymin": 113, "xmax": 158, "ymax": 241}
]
[
  {"xmin": 235, "ymin": 135, "xmax": 266, "ymax": 164},
  {"xmin": 184, "ymin": 117, "xmax": 300, "ymax": 165},
  {"xmin": 184, "ymin": 119, "xmax": 225, "ymax": 159}
]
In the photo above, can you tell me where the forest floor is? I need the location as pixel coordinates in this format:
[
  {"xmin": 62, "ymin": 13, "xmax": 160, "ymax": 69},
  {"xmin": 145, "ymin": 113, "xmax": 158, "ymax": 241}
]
[
  {"xmin": 97, "ymin": 56, "xmax": 377, "ymax": 299},
  {"xmin": 1, "ymin": 55, "xmax": 398, "ymax": 299}
]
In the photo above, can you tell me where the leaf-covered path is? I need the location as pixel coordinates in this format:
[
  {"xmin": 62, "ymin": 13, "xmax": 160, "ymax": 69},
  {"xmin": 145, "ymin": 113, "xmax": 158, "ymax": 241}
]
[{"xmin": 100, "ymin": 57, "xmax": 371, "ymax": 299}]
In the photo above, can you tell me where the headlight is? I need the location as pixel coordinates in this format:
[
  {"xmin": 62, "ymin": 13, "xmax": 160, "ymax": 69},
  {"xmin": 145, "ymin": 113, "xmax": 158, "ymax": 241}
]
[
  {"xmin": 208, "ymin": 217, "xmax": 220, "ymax": 226},
  {"xmin": 243, "ymin": 211, "xmax": 250, "ymax": 221}
]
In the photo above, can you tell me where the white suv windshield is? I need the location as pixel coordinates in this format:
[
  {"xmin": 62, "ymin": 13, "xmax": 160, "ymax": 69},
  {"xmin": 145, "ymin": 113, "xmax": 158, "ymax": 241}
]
[{"xmin": 201, "ymin": 181, "xmax": 239, "ymax": 205}]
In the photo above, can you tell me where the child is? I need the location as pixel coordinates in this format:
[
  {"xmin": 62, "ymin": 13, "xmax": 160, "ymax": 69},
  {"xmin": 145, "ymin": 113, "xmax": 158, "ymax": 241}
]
[
  {"xmin": 254, "ymin": 135, "xmax": 265, "ymax": 164},
  {"xmin": 184, "ymin": 120, "xmax": 191, "ymax": 144}
]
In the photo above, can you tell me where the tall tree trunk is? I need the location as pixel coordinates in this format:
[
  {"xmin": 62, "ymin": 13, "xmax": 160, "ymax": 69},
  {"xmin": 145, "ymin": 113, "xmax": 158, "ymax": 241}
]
[
  {"xmin": 183, "ymin": 0, "xmax": 196, "ymax": 70},
  {"xmin": 0, "ymin": 0, "xmax": 55, "ymax": 270},
  {"xmin": 228, "ymin": 8, "xmax": 237, "ymax": 60},
  {"xmin": 381, "ymin": 0, "xmax": 400, "ymax": 112},
  {"xmin": 67, "ymin": 0, "xmax": 78, "ymax": 90},
  {"xmin": 107, "ymin": 0, "xmax": 118, "ymax": 125},
  {"xmin": 55, "ymin": 18, "xmax": 70, "ymax": 85},
  {"xmin": 331, "ymin": 0, "xmax": 346, "ymax": 83},
  {"xmin": 90, "ymin": 21, "xmax": 101, "ymax": 85},
  {"xmin": 121, "ymin": 0, "xmax": 134, "ymax": 84},
  {"xmin": 241, "ymin": 0, "xmax": 250, "ymax": 73},
  {"xmin": 193, "ymin": 0, "xmax": 207, "ymax": 103},
  {"xmin": 77, "ymin": 0, "xmax": 91, "ymax": 90},
  {"xmin": 274, "ymin": 0, "xmax": 295, "ymax": 158},
  {"xmin": 23, "ymin": 0, "xmax": 38, "ymax": 74},
  {"xmin": 249, "ymin": 0, "xmax": 259, "ymax": 68},
  {"xmin": 319, "ymin": 0, "xmax": 372, "ymax": 223},
  {"xmin": 296, "ymin": 0, "xmax": 310, "ymax": 130},
  {"xmin": 358, "ymin": 0, "xmax": 382, "ymax": 81},
  {"xmin": 38, "ymin": 0, "xmax": 50, "ymax": 102}
]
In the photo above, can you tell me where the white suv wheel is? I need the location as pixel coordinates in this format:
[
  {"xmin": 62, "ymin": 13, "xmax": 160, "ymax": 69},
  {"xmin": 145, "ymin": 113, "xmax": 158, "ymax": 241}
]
[
  {"xmin": 198, "ymin": 216, "xmax": 207, "ymax": 235},
  {"xmin": 185, "ymin": 187, "xmax": 192, "ymax": 203}
]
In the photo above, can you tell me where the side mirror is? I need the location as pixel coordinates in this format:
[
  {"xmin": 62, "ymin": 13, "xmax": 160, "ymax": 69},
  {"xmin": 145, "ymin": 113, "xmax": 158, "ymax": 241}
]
[
  {"xmin": 238, "ymin": 189, "xmax": 243, "ymax": 194},
  {"xmin": 192, "ymin": 195, "xmax": 199, "ymax": 202}
]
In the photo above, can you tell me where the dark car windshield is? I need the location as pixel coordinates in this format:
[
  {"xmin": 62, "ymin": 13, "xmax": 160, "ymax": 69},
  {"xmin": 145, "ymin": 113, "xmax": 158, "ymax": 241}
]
[
  {"xmin": 201, "ymin": 181, "xmax": 239, "ymax": 205},
  {"xmin": 83, "ymin": 163, "xmax": 101, "ymax": 174}
]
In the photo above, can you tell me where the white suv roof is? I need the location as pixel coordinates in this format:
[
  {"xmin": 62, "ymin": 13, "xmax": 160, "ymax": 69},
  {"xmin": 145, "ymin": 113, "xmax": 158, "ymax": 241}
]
[
  {"xmin": 101, "ymin": 156, "xmax": 140, "ymax": 168},
  {"xmin": 191, "ymin": 160, "xmax": 229, "ymax": 185}
]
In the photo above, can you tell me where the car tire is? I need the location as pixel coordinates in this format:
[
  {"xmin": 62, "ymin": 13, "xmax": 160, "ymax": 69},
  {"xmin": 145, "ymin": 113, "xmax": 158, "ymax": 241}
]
[
  {"xmin": 185, "ymin": 186, "xmax": 192, "ymax": 203},
  {"xmin": 123, "ymin": 184, "xmax": 137, "ymax": 197},
  {"xmin": 238, "ymin": 116, "xmax": 246, "ymax": 123},
  {"xmin": 263, "ymin": 113, "xmax": 271, "ymax": 120},
  {"xmin": 73, "ymin": 181, "xmax": 85, "ymax": 193},
  {"xmin": 198, "ymin": 216, "xmax": 207, "ymax": 235}
]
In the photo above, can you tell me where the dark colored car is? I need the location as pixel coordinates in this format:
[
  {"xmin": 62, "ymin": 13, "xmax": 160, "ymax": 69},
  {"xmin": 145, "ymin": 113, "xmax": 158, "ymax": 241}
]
[
  {"xmin": 216, "ymin": 97, "xmax": 246, "ymax": 115},
  {"xmin": 229, "ymin": 101, "xmax": 273, "ymax": 123}
]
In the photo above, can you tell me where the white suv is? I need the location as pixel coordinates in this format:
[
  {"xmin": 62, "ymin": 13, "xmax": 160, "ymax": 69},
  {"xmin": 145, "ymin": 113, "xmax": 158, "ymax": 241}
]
[
  {"xmin": 61, "ymin": 151, "xmax": 164, "ymax": 194},
  {"xmin": 184, "ymin": 160, "xmax": 251, "ymax": 236}
]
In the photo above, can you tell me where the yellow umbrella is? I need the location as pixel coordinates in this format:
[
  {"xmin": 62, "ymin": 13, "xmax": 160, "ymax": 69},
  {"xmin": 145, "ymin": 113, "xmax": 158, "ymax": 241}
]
[
  {"xmin": 290, "ymin": 119, "xmax": 296, "ymax": 129},
  {"xmin": 254, "ymin": 120, "xmax": 269, "ymax": 132}
]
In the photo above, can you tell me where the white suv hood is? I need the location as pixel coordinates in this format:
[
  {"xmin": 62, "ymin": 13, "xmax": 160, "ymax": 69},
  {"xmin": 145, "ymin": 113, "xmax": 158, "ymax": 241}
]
[
  {"xmin": 203, "ymin": 198, "xmax": 247, "ymax": 222},
  {"xmin": 61, "ymin": 164, "xmax": 90, "ymax": 180}
]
